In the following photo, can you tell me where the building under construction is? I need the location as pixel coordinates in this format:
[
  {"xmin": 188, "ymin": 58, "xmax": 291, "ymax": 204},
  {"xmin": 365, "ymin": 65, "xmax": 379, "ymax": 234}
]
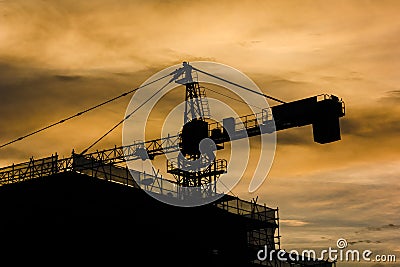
[
  {"xmin": 0, "ymin": 62, "xmax": 344, "ymax": 266},
  {"xmin": 0, "ymin": 152, "xmax": 334, "ymax": 267}
]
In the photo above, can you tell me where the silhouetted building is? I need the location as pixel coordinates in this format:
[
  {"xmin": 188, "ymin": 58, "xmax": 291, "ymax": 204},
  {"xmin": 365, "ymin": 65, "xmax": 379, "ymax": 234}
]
[{"xmin": 0, "ymin": 153, "xmax": 334, "ymax": 267}]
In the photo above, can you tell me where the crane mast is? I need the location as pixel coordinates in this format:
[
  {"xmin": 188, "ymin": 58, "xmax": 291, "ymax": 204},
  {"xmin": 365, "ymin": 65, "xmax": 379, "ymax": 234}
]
[{"xmin": 167, "ymin": 73, "xmax": 226, "ymax": 197}]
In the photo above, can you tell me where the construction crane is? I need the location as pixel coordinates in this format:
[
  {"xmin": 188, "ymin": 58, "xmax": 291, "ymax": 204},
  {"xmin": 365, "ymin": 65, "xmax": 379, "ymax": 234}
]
[
  {"xmin": 0, "ymin": 61, "xmax": 342, "ymax": 267},
  {"xmin": 0, "ymin": 61, "xmax": 345, "ymax": 203},
  {"xmin": 76, "ymin": 61, "xmax": 345, "ymax": 200}
]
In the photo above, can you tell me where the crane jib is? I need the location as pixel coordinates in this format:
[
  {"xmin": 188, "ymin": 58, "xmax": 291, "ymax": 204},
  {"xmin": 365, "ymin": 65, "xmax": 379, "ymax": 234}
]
[
  {"xmin": 50, "ymin": 94, "xmax": 345, "ymax": 165},
  {"xmin": 208, "ymin": 94, "xmax": 345, "ymax": 145}
]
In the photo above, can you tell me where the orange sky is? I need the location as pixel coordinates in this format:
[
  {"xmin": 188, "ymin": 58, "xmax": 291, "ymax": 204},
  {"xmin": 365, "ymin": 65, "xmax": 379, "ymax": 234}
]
[{"xmin": 0, "ymin": 1, "xmax": 399, "ymax": 264}]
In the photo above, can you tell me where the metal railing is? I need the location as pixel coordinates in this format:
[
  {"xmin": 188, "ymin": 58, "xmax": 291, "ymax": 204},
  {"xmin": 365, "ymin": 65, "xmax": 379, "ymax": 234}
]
[
  {"xmin": 214, "ymin": 197, "xmax": 278, "ymax": 225},
  {"xmin": 0, "ymin": 154, "xmax": 74, "ymax": 185},
  {"xmin": 167, "ymin": 157, "xmax": 227, "ymax": 174}
]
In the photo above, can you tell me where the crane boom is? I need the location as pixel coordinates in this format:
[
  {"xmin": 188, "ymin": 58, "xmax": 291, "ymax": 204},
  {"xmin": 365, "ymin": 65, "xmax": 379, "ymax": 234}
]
[
  {"xmin": 81, "ymin": 94, "xmax": 344, "ymax": 166},
  {"xmin": 209, "ymin": 94, "xmax": 345, "ymax": 144}
]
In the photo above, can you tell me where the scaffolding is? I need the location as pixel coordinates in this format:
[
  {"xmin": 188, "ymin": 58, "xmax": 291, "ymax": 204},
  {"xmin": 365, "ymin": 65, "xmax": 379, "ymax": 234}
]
[
  {"xmin": 215, "ymin": 197, "xmax": 281, "ymax": 267},
  {"xmin": 0, "ymin": 151, "xmax": 334, "ymax": 266}
]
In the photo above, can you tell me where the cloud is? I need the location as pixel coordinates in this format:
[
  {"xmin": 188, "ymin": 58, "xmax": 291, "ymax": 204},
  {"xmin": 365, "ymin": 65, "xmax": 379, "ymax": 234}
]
[
  {"xmin": 0, "ymin": 60, "xmax": 170, "ymax": 164},
  {"xmin": 0, "ymin": 0, "xmax": 399, "ymax": 260},
  {"xmin": 275, "ymin": 127, "xmax": 314, "ymax": 146},
  {"xmin": 348, "ymin": 240, "xmax": 382, "ymax": 246},
  {"xmin": 280, "ymin": 219, "xmax": 310, "ymax": 227},
  {"xmin": 379, "ymin": 90, "xmax": 400, "ymax": 104},
  {"xmin": 358, "ymin": 224, "xmax": 400, "ymax": 233},
  {"xmin": 53, "ymin": 75, "xmax": 82, "ymax": 81}
]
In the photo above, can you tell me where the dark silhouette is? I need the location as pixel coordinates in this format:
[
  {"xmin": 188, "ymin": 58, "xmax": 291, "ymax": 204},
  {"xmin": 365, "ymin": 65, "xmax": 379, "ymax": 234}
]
[{"xmin": 0, "ymin": 62, "xmax": 344, "ymax": 266}]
